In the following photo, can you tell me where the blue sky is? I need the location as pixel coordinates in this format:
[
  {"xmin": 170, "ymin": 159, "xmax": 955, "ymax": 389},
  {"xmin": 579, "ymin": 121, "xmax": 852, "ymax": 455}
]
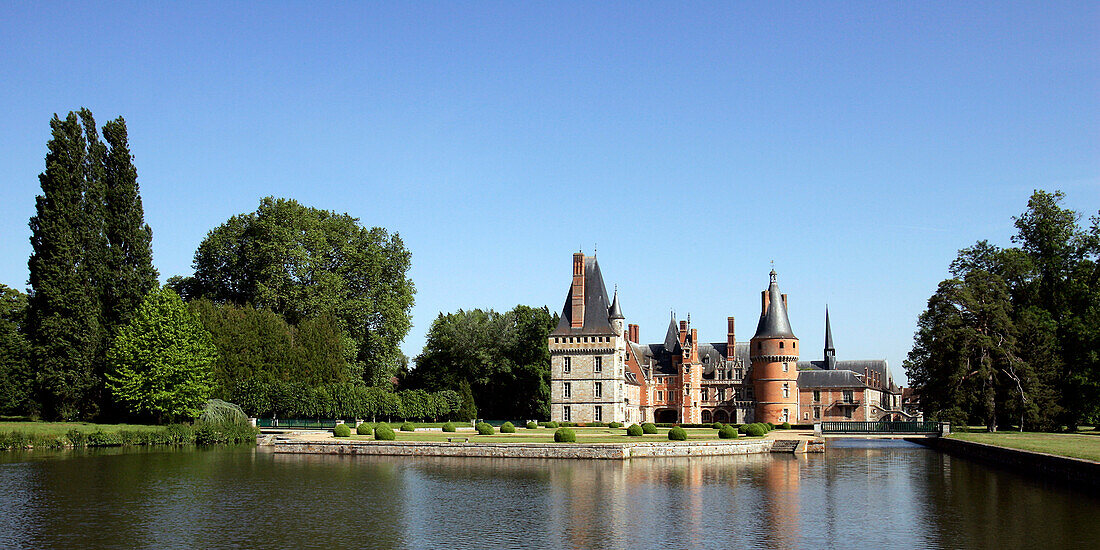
[{"xmin": 2, "ymin": 2, "xmax": 1097, "ymax": 384}]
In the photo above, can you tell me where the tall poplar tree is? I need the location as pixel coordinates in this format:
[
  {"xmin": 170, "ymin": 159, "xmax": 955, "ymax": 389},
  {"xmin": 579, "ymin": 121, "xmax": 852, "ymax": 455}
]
[{"xmin": 27, "ymin": 112, "xmax": 103, "ymax": 420}]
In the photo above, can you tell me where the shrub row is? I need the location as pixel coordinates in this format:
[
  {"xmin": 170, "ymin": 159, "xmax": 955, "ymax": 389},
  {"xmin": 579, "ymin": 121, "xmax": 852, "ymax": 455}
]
[
  {"xmin": 0, "ymin": 424, "xmax": 257, "ymax": 450},
  {"xmin": 228, "ymin": 380, "xmax": 461, "ymax": 422},
  {"xmin": 739, "ymin": 422, "xmax": 773, "ymax": 437}
]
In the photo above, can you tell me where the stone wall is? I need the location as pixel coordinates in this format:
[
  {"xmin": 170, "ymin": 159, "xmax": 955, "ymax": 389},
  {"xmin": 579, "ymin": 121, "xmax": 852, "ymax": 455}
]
[
  {"xmin": 911, "ymin": 437, "xmax": 1100, "ymax": 489},
  {"xmin": 273, "ymin": 439, "xmax": 774, "ymax": 460}
]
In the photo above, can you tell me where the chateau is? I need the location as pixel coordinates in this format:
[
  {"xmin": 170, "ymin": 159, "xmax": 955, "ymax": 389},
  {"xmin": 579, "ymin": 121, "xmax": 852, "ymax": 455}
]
[{"xmin": 548, "ymin": 253, "xmax": 908, "ymax": 425}]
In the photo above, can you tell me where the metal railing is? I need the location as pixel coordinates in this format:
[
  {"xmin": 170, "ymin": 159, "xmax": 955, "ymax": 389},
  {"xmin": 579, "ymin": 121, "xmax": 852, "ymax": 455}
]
[
  {"xmin": 820, "ymin": 421, "xmax": 939, "ymax": 433},
  {"xmin": 256, "ymin": 418, "xmax": 353, "ymax": 429}
]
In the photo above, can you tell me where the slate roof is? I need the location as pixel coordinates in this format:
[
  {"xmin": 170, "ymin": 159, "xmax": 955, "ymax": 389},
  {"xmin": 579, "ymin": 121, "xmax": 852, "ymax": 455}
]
[
  {"xmin": 798, "ymin": 359, "xmax": 898, "ymax": 392},
  {"xmin": 552, "ymin": 257, "xmax": 616, "ymax": 336},
  {"xmin": 753, "ymin": 270, "xmax": 797, "ymax": 339},
  {"xmin": 797, "ymin": 369, "xmax": 867, "ymax": 388}
]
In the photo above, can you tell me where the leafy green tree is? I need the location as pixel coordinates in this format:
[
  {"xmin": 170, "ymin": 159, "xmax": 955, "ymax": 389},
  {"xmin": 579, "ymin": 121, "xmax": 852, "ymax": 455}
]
[
  {"xmin": 0, "ymin": 285, "xmax": 32, "ymax": 416},
  {"xmin": 179, "ymin": 197, "xmax": 414, "ymax": 386},
  {"xmin": 106, "ymin": 288, "xmax": 217, "ymax": 422}
]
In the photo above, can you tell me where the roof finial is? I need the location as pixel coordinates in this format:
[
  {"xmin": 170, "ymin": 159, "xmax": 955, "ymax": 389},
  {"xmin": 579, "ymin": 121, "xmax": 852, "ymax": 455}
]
[{"xmin": 594, "ymin": 243, "xmax": 597, "ymax": 257}]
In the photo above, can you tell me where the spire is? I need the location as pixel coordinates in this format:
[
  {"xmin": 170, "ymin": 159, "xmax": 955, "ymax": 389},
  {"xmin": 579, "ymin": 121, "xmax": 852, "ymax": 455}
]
[
  {"xmin": 608, "ymin": 287, "xmax": 624, "ymax": 320},
  {"xmin": 664, "ymin": 314, "xmax": 681, "ymax": 353},
  {"xmin": 825, "ymin": 306, "xmax": 836, "ymax": 369},
  {"xmin": 753, "ymin": 269, "xmax": 797, "ymax": 340}
]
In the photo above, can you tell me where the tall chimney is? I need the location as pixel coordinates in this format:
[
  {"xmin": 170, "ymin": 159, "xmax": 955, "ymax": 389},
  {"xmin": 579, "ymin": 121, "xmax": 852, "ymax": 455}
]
[
  {"xmin": 679, "ymin": 320, "xmax": 687, "ymax": 344},
  {"xmin": 571, "ymin": 253, "xmax": 585, "ymax": 328},
  {"xmin": 628, "ymin": 324, "xmax": 639, "ymax": 343},
  {"xmin": 781, "ymin": 293, "xmax": 788, "ymax": 310},
  {"xmin": 727, "ymin": 317, "xmax": 736, "ymax": 358},
  {"xmin": 761, "ymin": 289, "xmax": 769, "ymax": 314}
]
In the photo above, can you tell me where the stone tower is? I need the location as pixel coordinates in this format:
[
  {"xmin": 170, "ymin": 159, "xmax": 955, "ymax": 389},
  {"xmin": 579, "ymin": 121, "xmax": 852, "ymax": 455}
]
[{"xmin": 750, "ymin": 269, "xmax": 799, "ymax": 425}]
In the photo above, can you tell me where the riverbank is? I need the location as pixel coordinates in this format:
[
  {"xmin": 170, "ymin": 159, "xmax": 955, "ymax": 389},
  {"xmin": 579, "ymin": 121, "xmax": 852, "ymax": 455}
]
[
  {"xmin": 950, "ymin": 431, "xmax": 1100, "ymax": 462},
  {"xmin": 0, "ymin": 421, "xmax": 257, "ymax": 450},
  {"xmin": 911, "ymin": 435, "xmax": 1100, "ymax": 489}
]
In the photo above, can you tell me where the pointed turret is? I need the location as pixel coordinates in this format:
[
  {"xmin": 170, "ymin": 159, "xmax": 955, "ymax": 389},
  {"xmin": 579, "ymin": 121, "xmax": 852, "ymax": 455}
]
[
  {"xmin": 663, "ymin": 313, "xmax": 681, "ymax": 353},
  {"xmin": 753, "ymin": 269, "xmax": 796, "ymax": 339},
  {"xmin": 824, "ymin": 306, "xmax": 836, "ymax": 370},
  {"xmin": 608, "ymin": 289, "xmax": 624, "ymax": 320}
]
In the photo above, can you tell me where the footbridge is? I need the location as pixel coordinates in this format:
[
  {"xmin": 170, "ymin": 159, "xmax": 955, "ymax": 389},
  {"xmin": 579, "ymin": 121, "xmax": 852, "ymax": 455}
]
[{"xmin": 816, "ymin": 421, "xmax": 949, "ymax": 438}]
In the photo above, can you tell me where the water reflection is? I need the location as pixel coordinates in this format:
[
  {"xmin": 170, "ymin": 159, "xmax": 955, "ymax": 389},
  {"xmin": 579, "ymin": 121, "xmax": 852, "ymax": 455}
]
[{"xmin": 1, "ymin": 443, "xmax": 1098, "ymax": 549}]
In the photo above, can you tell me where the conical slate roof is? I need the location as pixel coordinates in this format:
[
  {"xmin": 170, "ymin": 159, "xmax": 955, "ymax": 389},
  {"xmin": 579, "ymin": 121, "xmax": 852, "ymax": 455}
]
[
  {"xmin": 552, "ymin": 256, "xmax": 615, "ymax": 335},
  {"xmin": 608, "ymin": 289, "xmax": 624, "ymax": 320},
  {"xmin": 663, "ymin": 315, "xmax": 681, "ymax": 353},
  {"xmin": 825, "ymin": 306, "xmax": 834, "ymax": 352},
  {"xmin": 753, "ymin": 269, "xmax": 797, "ymax": 339}
]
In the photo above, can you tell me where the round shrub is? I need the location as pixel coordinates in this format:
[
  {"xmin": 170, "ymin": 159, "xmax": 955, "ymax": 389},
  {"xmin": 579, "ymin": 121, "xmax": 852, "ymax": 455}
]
[
  {"xmin": 476, "ymin": 422, "xmax": 494, "ymax": 435},
  {"xmin": 554, "ymin": 428, "xmax": 576, "ymax": 443},
  {"xmin": 442, "ymin": 422, "xmax": 457, "ymax": 432},
  {"xmin": 608, "ymin": 422, "xmax": 623, "ymax": 429},
  {"xmin": 626, "ymin": 424, "xmax": 643, "ymax": 436},
  {"xmin": 526, "ymin": 421, "xmax": 538, "ymax": 429},
  {"xmin": 718, "ymin": 425, "xmax": 738, "ymax": 439},
  {"xmin": 765, "ymin": 422, "xmax": 775, "ymax": 431},
  {"xmin": 745, "ymin": 423, "xmax": 766, "ymax": 437},
  {"xmin": 542, "ymin": 421, "xmax": 559, "ymax": 429},
  {"xmin": 738, "ymin": 424, "xmax": 750, "ymax": 434},
  {"xmin": 356, "ymin": 423, "xmax": 372, "ymax": 436},
  {"xmin": 374, "ymin": 423, "xmax": 396, "ymax": 440},
  {"xmin": 400, "ymin": 422, "xmax": 416, "ymax": 432},
  {"xmin": 501, "ymin": 421, "xmax": 516, "ymax": 433},
  {"xmin": 668, "ymin": 426, "xmax": 688, "ymax": 441},
  {"xmin": 642, "ymin": 423, "xmax": 658, "ymax": 434},
  {"xmin": 781, "ymin": 422, "xmax": 791, "ymax": 430},
  {"xmin": 711, "ymin": 422, "xmax": 725, "ymax": 430},
  {"xmin": 333, "ymin": 423, "xmax": 352, "ymax": 437}
]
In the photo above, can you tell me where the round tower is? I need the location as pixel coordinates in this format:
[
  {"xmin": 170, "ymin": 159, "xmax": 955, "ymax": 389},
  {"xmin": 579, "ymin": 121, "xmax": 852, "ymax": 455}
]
[
  {"xmin": 608, "ymin": 288, "xmax": 625, "ymax": 336},
  {"xmin": 750, "ymin": 269, "xmax": 799, "ymax": 425}
]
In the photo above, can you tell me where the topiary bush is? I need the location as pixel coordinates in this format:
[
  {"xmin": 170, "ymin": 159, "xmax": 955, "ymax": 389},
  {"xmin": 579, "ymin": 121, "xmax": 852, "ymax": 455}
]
[
  {"xmin": 626, "ymin": 424, "xmax": 643, "ymax": 436},
  {"xmin": 333, "ymin": 423, "xmax": 352, "ymax": 437},
  {"xmin": 500, "ymin": 421, "xmax": 516, "ymax": 433},
  {"xmin": 442, "ymin": 422, "xmax": 457, "ymax": 432},
  {"xmin": 738, "ymin": 424, "xmax": 750, "ymax": 434},
  {"xmin": 712, "ymin": 422, "xmax": 725, "ymax": 430},
  {"xmin": 357, "ymin": 423, "xmax": 372, "ymax": 436},
  {"xmin": 400, "ymin": 422, "xmax": 416, "ymax": 432},
  {"xmin": 542, "ymin": 421, "xmax": 558, "ymax": 429},
  {"xmin": 766, "ymin": 422, "xmax": 775, "ymax": 431},
  {"xmin": 374, "ymin": 423, "xmax": 396, "ymax": 440},
  {"xmin": 608, "ymin": 422, "xmax": 623, "ymax": 428},
  {"xmin": 476, "ymin": 422, "xmax": 494, "ymax": 435},
  {"xmin": 781, "ymin": 422, "xmax": 791, "ymax": 430},
  {"xmin": 642, "ymin": 423, "xmax": 658, "ymax": 434},
  {"xmin": 554, "ymin": 427, "xmax": 576, "ymax": 442},
  {"xmin": 526, "ymin": 421, "xmax": 538, "ymax": 429},
  {"xmin": 668, "ymin": 426, "xmax": 688, "ymax": 441},
  {"xmin": 745, "ymin": 423, "xmax": 766, "ymax": 437},
  {"xmin": 718, "ymin": 425, "xmax": 738, "ymax": 439}
]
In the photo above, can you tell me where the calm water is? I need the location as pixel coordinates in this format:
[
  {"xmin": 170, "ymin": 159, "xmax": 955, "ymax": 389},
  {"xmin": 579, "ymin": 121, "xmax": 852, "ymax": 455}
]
[{"xmin": 1, "ymin": 440, "xmax": 1097, "ymax": 549}]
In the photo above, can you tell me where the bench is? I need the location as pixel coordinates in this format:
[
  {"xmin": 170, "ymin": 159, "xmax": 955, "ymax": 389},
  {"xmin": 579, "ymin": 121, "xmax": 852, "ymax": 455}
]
[{"xmin": 446, "ymin": 437, "xmax": 470, "ymax": 443}]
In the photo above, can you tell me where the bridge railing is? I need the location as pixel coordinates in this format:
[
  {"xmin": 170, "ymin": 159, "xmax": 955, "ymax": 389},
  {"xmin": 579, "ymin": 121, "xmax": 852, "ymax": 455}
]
[
  {"xmin": 256, "ymin": 418, "xmax": 355, "ymax": 430},
  {"xmin": 820, "ymin": 421, "xmax": 940, "ymax": 433}
]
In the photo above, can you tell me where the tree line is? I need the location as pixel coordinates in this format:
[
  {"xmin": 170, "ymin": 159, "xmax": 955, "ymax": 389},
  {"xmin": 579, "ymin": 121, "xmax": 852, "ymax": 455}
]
[{"xmin": 905, "ymin": 190, "xmax": 1100, "ymax": 431}]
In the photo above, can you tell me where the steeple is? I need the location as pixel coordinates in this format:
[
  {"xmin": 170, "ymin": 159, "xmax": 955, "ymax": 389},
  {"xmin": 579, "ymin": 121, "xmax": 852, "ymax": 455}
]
[
  {"xmin": 608, "ymin": 288, "xmax": 624, "ymax": 320},
  {"xmin": 824, "ymin": 306, "xmax": 836, "ymax": 370},
  {"xmin": 664, "ymin": 313, "xmax": 681, "ymax": 353},
  {"xmin": 753, "ymin": 269, "xmax": 796, "ymax": 339}
]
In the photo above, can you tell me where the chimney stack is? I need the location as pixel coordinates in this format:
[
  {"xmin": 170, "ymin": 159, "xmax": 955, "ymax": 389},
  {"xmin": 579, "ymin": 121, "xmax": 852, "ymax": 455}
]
[
  {"xmin": 781, "ymin": 293, "xmax": 788, "ymax": 310},
  {"xmin": 727, "ymin": 317, "xmax": 736, "ymax": 357},
  {"xmin": 761, "ymin": 289, "xmax": 770, "ymax": 314},
  {"xmin": 571, "ymin": 253, "xmax": 585, "ymax": 328},
  {"xmin": 628, "ymin": 324, "xmax": 639, "ymax": 343},
  {"xmin": 679, "ymin": 320, "xmax": 688, "ymax": 344}
]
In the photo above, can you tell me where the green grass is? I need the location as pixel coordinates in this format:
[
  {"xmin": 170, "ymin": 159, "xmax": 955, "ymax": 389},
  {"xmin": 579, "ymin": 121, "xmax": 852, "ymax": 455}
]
[
  {"xmin": 951, "ymin": 431, "xmax": 1100, "ymax": 462},
  {"xmin": 347, "ymin": 426, "xmax": 762, "ymax": 444},
  {"xmin": 0, "ymin": 421, "xmax": 163, "ymax": 436}
]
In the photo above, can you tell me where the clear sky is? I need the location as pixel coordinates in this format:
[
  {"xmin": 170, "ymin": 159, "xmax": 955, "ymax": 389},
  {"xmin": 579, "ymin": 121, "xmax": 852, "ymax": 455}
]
[{"xmin": 2, "ymin": 2, "xmax": 1097, "ymax": 385}]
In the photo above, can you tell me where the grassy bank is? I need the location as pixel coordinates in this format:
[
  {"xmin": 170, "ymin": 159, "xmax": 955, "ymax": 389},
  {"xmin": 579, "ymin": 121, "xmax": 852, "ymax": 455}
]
[
  {"xmin": 951, "ymin": 431, "xmax": 1100, "ymax": 463},
  {"xmin": 0, "ymin": 421, "xmax": 256, "ymax": 451},
  {"xmin": 344, "ymin": 426, "xmax": 764, "ymax": 444}
]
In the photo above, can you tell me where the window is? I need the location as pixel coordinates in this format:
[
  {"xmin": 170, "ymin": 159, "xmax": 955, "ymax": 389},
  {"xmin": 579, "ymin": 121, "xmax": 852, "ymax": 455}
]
[
  {"xmin": 594, "ymin": 382, "xmax": 602, "ymax": 398},
  {"xmin": 782, "ymin": 409, "xmax": 789, "ymax": 423},
  {"xmin": 734, "ymin": 368, "xmax": 743, "ymax": 380},
  {"xmin": 813, "ymin": 390, "xmax": 820, "ymax": 402},
  {"xmin": 718, "ymin": 388, "xmax": 725, "ymax": 401},
  {"xmin": 814, "ymin": 407, "xmax": 821, "ymax": 419},
  {"xmin": 843, "ymin": 390, "xmax": 853, "ymax": 403},
  {"xmin": 793, "ymin": 342, "xmax": 796, "ymax": 348},
  {"xmin": 564, "ymin": 406, "xmax": 571, "ymax": 421},
  {"xmin": 657, "ymin": 391, "xmax": 664, "ymax": 402},
  {"xmin": 564, "ymin": 382, "xmax": 571, "ymax": 399},
  {"xmin": 626, "ymin": 409, "xmax": 631, "ymax": 421},
  {"xmin": 779, "ymin": 342, "xmax": 784, "ymax": 349},
  {"xmin": 782, "ymin": 383, "xmax": 789, "ymax": 398},
  {"xmin": 594, "ymin": 406, "xmax": 602, "ymax": 422},
  {"xmin": 758, "ymin": 342, "xmax": 762, "ymax": 350},
  {"xmin": 844, "ymin": 407, "xmax": 852, "ymax": 419},
  {"xmin": 564, "ymin": 357, "xmax": 571, "ymax": 373},
  {"xmin": 594, "ymin": 357, "xmax": 602, "ymax": 372},
  {"xmin": 701, "ymin": 388, "xmax": 708, "ymax": 401},
  {"xmin": 783, "ymin": 362, "xmax": 789, "ymax": 372}
]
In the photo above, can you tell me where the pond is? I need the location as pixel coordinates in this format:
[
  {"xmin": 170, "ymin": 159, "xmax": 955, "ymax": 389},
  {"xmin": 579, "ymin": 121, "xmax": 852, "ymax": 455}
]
[{"xmin": 1, "ymin": 439, "xmax": 1096, "ymax": 549}]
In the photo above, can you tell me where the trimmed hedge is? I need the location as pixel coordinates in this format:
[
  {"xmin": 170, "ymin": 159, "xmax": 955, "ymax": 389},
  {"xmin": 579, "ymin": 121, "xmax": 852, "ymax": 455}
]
[
  {"xmin": 626, "ymin": 424, "xmax": 643, "ymax": 437},
  {"xmin": 554, "ymin": 427, "xmax": 576, "ymax": 442},
  {"xmin": 718, "ymin": 425, "xmax": 738, "ymax": 439},
  {"xmin": 442, "ymin": 422, "xmax": 457, "ymax": 433},
  {"xmin": 476, "ymin": 422, "xmax": 494, "ymax": 435},
  {"xmin": 711, "ymin": 422, "xmax": 726, "ymax": 430},
  {"xmin": 608, "ymin": 422, "xmax": 623, "ymax": 428},
  {"xmin": 500, "ymin": 422, "xmax": 516, "ymax": 433},
  {"xmin": 333, "ymin": 423, "xmax": 352, "ymax": 437},
  {"xmin": 745, "ymin": 423, "xmax": 767, "ymax": 437},
  {"xmin": 526, "ymin": 421, "xmax": 538, "ymax": 429},
  {"xmin": 668, "ymin": 426, "xmax": 688, "ymax": 441},
  {"xmin": 642, "ymin": 423, "xmax": 658, "ymax": 434},
  {"xmin": 374, "ymin": 423, "xmax": 396, "ymax": 440},
  {"xmin": 541, "ymin": 421, "xmax": 559, "ymax": 429},
  {"xmin": 357, "ymin": 423, "xmax": 372, "ymax": 436},
  {"xmin": 780, "ymin": 422, "xmax": 791, "ymax": 430},
  {"xmin": 400, "ymin": 422, "xmax": 416, "ymax": 432}
]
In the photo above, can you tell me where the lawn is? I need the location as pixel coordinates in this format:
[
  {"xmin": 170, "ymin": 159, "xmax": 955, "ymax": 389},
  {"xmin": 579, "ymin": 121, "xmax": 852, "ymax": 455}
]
[
  {"xmin": 346, "ymin": 426, "xmax": 760, "ymax": 444},
  {"xmin": 951, "ymin": 431, "xmax": 1100, "ymax": 463},
  {"xmin": 0, "ymin": 421, "xmax": 163, "ymax": 436}
]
